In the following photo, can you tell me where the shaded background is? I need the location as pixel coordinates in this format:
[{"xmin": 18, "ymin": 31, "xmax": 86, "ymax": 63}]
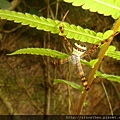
[{"xmin": 0, "ymin": 0, "xmax": 120, "ymax": 115}]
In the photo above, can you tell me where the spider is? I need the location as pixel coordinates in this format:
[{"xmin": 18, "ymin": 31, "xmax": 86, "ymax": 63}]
[
  {"xmin": 53, "ymin": 41, "xmax": 89, "ymax": 90},
  {"xmin": 53, "ymin": 12, "xmax": 89, "ymax": 91},
  {"xmin": 53, "ymin": 11, "xmax": 119, "ymax": 91}
]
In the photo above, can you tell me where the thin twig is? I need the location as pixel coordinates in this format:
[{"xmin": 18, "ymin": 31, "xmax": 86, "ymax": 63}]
[{"xmin": 101, "ymin": 81, "xmax": 113, "ymax": 115}]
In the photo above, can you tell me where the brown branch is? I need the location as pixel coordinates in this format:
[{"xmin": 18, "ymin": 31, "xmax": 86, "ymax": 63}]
[{"xmin": 77, "ymin": 17, "xmax": 120, "ymax": 115}]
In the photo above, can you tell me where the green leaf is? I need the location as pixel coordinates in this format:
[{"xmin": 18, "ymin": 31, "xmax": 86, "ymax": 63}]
[
  {"xmin": 63, "ymin": 0, "xmax": 120, "ymax": 19},
  {"xmin": 0, "ymin": 10, "xmax": 60, "ymax": 34},
  {"xmin": 53, "ymin": 79, "xmax": 84, "ymax": 91},
  {"xmin": 7, "ymin": 48, "xmax": 69, "ymax": 59},
  {"xmin": 105, "ymin": 46, "xmax": 120, "ymax": 60},
  {"xmin": 0, "ymin": 10, "xmax": 113, "ymax": 45},
  {"xmin": 103, "ymin": 30, "xmax": 114, "ymax": 40},
  {"xmin": 81, "ymin": 59, "xmax": 98, "ymax": 68},
  {"xmin": 61, "ymin": 22, "xmax": 114, "ymax": 44},
  {"xmin": 62, "ymin": 22, "xmax": 104, "ymax": 44},
  {"xmin": 29, "ymin": 8, "xmax": 39, "ymax": 16},
  {"xmin": 89, "ymin": 59, "xmax": 98, "ymax": 68},
  {"xmin": 96, "ymin": 71, "xmax": 120, "ymax": 83},
  {"xmin": 0, "ymin": 0, "xmax": 11, "ymax": 9}
]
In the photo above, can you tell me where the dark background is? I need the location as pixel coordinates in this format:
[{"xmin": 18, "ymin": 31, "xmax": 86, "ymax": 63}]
[{"xmin": 0, "ymin": 0, "xmax": 120, "ymax": 115}]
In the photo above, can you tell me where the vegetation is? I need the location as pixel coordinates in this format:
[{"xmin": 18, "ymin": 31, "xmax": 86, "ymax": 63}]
[{"xmin": 0, "ymin": 0, "xmax": 120, "ymax": 115}]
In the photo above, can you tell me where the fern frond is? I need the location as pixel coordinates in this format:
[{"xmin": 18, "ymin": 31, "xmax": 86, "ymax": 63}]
[
  {"xmin": 0, "ymin": 10, "xmax": 113, "ymax": 44},
  {"xmin": 61, "ymin": 23, "xmax": 113, "ymax": 44},
  {"xmin": 0, "ymin": 10, "xmax": 60, "ymax": 34},
  {"xmin": 96, "ymin": 71, "xmax": 120, "ymax": 83},
  {"xmin": 82, "ymin": 58, "xmax": 120, "ymax": 83},
  {"xmin": 9, "ymin": 47, "xmax": 120, "ymax": 84},
  {"xmin": 64, "ymin": 0, "xmax": 120, "ymax": 19},
  {"xmin": 53, "ymin": 79, "xmax": 84, "ymax": 91},
  {"xmin": 105, "ymin": 46, "xmax": 120, "ymax": 60},
  {"xmin": 7, "ymin": 48, "xmax": 69, "ymax": 59}
]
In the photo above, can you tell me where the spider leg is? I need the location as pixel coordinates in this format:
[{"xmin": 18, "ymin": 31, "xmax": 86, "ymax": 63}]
[
  {"xmin": 59, "ymin": 11, "xmax": 73, "ymax": 52},
  {"xmin": 52, "ymin": 56, "xmax": 71, "ymax": 66},
  {"xmin": 76, "ymin": 58, "xmax": 89, "ymax": 91},
  {"xmin": 80, "ymin": 40, "xmax": 108, "ymax": 58},
  {"xmin": 81, "ymin": 31, "xmax": 119, "ymax": 58}
]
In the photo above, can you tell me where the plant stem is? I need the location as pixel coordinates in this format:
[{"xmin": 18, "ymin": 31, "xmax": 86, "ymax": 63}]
[{"xmin": 77, "ymin": 17, "xmax": 120, "ymax": 115}]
